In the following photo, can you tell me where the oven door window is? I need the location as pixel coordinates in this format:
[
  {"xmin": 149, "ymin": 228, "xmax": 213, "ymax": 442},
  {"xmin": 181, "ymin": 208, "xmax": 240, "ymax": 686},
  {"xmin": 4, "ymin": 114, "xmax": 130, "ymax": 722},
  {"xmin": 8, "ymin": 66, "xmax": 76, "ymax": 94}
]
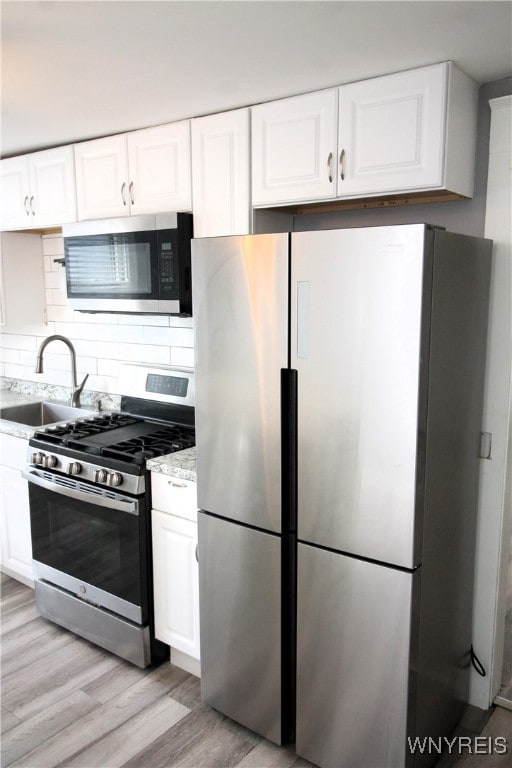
[
  {"xmin": 29, "ymin": 483, "xmax": 147, "ymax": 615},
  {"xmin": 65, "ymin": 231, "xmax": 158, "ymax": 298}
]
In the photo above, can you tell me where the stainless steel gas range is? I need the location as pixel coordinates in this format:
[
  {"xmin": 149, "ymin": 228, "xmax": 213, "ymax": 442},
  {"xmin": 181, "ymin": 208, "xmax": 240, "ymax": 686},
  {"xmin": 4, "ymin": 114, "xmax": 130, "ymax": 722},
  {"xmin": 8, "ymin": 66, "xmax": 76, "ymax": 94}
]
[{"xmin": 23, "ymin": 364, "xmax": 195, "ymax": 668}]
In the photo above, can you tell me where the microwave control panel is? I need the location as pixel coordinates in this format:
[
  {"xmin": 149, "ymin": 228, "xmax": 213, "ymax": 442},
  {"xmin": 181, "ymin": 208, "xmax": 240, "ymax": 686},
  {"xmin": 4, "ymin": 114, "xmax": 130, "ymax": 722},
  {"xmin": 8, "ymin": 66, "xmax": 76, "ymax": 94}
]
[
  {"xmin": 157, "ymin": 213, "xmax": 192, "ymax": 313},
  {"xmin": 159, "ymin": 232, "xmax": 178, "ymax": 296}
]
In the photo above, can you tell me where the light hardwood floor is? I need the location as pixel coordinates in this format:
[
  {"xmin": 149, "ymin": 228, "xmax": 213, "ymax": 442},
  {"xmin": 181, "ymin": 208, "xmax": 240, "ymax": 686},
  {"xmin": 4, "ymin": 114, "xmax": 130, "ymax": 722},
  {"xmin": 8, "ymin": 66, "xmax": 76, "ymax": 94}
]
[{"xmin": 1, "ymin": 573, "xmax": 511, "ymax": 768}]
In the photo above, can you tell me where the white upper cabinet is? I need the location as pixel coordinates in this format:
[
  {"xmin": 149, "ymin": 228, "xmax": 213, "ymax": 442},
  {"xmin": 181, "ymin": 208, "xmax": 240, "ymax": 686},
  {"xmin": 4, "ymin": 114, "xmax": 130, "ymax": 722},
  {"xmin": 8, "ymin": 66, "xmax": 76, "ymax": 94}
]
[
  {"xmin": 337, "ymin": 63, "xmax": 472, "ymax": 197},
  {"xmin": 252, "ymin": 62, "xmax": 478, "ymax": 207},
  {"xmin": 0, "ymin": 146, "xmax": 77, "ymax": 230},
  {"xmin": 192, "ymin": 108, "xmax": 251, "ymax": 237},
  {"xmin": 252, "ymin": 89, "xmax": 338, "ymax": 205},
  {"xmin": 74, "ymin": 121, "xmax": 192, "ymax": 221},
  {"xmin": 127, "ymin": 122, "xmax": 192, "ymax": 215},
  {"xmin": 74, "ymin": 134, "xmax": 129, "ymax": 220}
]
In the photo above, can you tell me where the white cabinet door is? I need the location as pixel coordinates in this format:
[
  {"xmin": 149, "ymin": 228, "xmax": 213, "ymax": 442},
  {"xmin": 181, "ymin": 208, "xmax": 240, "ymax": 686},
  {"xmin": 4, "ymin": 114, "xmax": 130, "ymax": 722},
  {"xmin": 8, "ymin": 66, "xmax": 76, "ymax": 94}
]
[
  {"xmin": 74, "ymin": 134, "xmax": 129, "ymax": 220},
  {"xmin": 192, "ymin": 108, "xmax": 250, "ymax": 237},
  {"xmin": 0, "ymin": 435, "xmax": 33, "ymax": 586},
  {"xmin": 152, "ymin": 509, "xmax": 200, "ymax": 660},
  {"xmin": 0, "ymin": 156, "xmax": 31, "ymax": 229},
  {"xmin": 0, "ymin": 147, "xmax": 76, "ymax": 229},
  {"xmin": 337, "ymin": 63, "xmax": 447, "ymax": 197},
  {"xmin": 128, "ymin": 122, "xmax": 192, "ymax": 214},
  {"xmin": 252, "ymin": 89, "xmax": 338, "ymax": 205},
  {"xmin": 28, "ymin": 146, "xmax": 77, "ymax": 226},
  {"xmin": 0, "ymin": 232, "xmax": 46, "ymax": 326},
  {"xmin": 0, "ymin": 466, "xmax": 33, "ymax": 585}
]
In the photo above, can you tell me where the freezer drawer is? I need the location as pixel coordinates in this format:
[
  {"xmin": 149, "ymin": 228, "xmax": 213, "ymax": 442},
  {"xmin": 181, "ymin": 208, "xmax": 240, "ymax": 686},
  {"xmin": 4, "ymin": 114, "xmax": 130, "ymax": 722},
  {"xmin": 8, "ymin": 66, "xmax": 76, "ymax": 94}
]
[
  {"xmin": 198, "ymin": 512, "xmax": 284, "ymax": 745},
  {"xmin": 296, "ymin": 542, "xmax": 418, "ymax": 768}
]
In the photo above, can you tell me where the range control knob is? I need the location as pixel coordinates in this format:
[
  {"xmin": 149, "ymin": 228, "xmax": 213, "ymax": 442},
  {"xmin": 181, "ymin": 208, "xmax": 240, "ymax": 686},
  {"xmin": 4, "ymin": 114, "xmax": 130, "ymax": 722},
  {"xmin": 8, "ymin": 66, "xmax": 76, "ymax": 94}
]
[
  {"xmin": 108, "ymin": 472, "xmax": 123, "ymax": 488},
  {"xmin": 42, "ymin": 454, "xmax": 58, "ymax": 469},
  {"xmin": 31, "ymin": 452, "xmax": 44, "ymax": 465},
  {"xmin": 94, "ymin": 468, "xmax": 108, "ymax": 484},
  {"xmin": 67, "ymin": 462, "xmax": 82, "ymax": 476}
]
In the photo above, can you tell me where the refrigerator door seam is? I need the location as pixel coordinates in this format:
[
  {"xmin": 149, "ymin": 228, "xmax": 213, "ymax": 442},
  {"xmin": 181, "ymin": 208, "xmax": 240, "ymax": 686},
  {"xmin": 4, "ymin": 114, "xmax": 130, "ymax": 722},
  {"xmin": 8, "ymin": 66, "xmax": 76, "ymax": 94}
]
[{"xmin": 296, "ymin": 538, "xmax": 422, "ymax": 574}]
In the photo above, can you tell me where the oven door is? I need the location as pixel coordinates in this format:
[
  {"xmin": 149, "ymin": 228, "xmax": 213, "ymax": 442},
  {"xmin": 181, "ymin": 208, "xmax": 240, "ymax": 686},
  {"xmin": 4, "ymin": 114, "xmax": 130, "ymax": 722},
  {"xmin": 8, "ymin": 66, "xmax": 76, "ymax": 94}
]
[{"xmin": 23, "ymin": 468, "xmax": 148, "ymax": 624}]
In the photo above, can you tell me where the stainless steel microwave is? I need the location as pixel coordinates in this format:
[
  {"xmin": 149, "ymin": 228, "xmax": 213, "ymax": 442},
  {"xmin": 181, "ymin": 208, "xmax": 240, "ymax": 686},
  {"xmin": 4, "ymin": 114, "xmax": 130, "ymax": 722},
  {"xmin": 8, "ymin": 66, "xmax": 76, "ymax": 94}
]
[{"xmin": 62, "ymin": 213, "xmax": 193, "ymax": 314}]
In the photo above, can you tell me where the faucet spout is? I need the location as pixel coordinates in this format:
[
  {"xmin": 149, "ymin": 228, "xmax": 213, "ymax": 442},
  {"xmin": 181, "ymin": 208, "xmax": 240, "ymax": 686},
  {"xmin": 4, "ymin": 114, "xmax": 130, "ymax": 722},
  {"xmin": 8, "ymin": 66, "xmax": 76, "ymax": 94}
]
[{"xmin": 35, "ymin": 334, "xmax": 88, "ymax": 408}]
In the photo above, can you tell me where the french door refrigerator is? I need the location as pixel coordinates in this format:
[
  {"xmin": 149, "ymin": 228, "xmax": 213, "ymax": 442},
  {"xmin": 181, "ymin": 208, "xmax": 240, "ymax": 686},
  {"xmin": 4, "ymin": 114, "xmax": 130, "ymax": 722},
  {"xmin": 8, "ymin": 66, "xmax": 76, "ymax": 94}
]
[{"xmin": 192, "ymin": 224, "xmax": 491, "ymax": 768}]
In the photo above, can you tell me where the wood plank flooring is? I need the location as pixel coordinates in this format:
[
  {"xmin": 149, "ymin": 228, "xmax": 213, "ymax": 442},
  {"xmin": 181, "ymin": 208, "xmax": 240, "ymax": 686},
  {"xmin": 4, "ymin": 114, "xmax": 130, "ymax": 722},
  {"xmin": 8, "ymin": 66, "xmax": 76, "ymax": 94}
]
[
  {"xmin": 0, "ymin": 574, "xmax": 310, "ymax": 768},
  {"xmin": 2, "ymin": 573, "xmax": 511, "ymax": 768}
]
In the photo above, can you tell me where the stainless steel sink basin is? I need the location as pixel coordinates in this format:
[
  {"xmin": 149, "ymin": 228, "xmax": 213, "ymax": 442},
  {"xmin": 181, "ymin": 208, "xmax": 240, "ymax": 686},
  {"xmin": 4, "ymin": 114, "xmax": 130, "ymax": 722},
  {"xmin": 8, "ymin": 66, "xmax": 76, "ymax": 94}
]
[{"xmin": 0, "ymin": 400, "xmax": 95, "ymax": 427}]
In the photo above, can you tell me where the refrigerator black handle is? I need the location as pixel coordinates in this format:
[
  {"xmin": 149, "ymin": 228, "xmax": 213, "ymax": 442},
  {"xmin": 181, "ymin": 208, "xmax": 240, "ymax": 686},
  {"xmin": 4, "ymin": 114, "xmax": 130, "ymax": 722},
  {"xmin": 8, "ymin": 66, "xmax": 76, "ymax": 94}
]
[
  {"xmin": 281, "ymin": 368, "xmax": 297, "ymax": 534},
  {"xmin": 280, "ymin": 367, "xmax": 297, "ymax": 743}
]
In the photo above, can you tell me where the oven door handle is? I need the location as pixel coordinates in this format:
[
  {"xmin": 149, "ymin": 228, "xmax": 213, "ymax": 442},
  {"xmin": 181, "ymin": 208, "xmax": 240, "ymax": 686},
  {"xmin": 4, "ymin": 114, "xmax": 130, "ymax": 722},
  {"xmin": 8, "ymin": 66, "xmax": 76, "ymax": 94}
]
[{"xmin": 22, "ymin": 469, "xmax": 139, "ymax": 516}]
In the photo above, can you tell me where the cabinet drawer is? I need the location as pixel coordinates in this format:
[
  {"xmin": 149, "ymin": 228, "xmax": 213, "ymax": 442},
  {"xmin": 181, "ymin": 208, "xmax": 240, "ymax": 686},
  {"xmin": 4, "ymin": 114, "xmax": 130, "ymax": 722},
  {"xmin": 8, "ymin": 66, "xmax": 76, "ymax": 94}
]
[{"xmin": 151, "ymin": 473, "xmax": 197, "ymax": 521}]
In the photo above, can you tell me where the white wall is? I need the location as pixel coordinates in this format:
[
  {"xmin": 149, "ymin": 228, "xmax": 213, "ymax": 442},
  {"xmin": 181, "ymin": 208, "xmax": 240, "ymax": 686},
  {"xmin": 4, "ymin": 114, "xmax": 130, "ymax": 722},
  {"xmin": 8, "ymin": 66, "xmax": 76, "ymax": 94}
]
[
  {"xmin": 470, "ymin": 95, "xmax": 512, "ymax": 708},
  {"xmin": 0, "ymin": 234, "xmax": 194, "ymax": 396}
]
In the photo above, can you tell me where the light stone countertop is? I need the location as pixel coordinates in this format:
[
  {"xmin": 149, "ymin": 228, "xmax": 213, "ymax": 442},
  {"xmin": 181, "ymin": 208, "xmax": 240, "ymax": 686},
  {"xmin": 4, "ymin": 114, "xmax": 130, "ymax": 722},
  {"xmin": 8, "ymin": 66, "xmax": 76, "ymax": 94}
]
[{"xmin": 146, "ymin": 447, "xmax": 197, "ymax": 483}]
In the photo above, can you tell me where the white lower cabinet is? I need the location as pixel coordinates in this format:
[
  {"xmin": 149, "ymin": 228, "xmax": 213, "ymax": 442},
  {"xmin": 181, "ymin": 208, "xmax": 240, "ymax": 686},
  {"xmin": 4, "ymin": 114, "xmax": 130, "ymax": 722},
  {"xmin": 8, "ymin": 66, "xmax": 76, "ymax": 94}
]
[
  {"xmin": 151, "ymin": 474, "xmax": 200, "ymax": 675},
  {"xmin": 0, "ymin": 434, "xmax": 33, "ymax": 586}
]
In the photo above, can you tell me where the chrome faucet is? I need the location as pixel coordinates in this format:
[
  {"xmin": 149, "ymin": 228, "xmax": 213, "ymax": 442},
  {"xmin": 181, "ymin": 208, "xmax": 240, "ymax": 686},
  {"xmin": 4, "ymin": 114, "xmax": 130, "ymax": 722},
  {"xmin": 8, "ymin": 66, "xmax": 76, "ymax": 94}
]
[{"xmin": 35, "ymin": 334, "xmax": 89, "ymax": 407}]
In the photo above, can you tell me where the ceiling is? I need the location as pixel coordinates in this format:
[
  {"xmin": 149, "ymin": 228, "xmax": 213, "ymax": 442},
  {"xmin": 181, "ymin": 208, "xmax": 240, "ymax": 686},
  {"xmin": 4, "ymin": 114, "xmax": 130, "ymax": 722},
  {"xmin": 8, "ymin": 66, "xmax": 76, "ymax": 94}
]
[{"xmin": 1, "ymin": 0, "xmax": 511, "ymax": 158}]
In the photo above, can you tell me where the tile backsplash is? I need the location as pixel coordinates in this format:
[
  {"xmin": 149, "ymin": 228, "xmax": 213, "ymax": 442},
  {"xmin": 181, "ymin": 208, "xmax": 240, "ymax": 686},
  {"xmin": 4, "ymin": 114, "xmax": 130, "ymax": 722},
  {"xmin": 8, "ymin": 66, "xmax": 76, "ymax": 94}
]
[{"xmin": 0, "ymin": 234, "xmax": 194, "ymax": 398}]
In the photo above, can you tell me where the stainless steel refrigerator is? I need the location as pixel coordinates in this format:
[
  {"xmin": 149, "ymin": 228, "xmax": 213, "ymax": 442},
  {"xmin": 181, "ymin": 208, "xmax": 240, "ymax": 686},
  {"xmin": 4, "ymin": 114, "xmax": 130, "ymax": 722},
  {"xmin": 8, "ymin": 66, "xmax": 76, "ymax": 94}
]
[{"xmin": 191, "ymin": 224, "xmax": 491, "ymax": 768}]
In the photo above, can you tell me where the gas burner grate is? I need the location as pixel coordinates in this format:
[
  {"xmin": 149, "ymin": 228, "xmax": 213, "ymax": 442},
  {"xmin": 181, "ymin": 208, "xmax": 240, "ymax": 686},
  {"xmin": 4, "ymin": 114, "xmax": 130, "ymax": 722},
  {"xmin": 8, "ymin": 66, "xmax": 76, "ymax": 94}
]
[
  {"xmin": 102, "ymin": 425, "xmax": 195, "ymax": 465},
  {"xmin": 33, "ymin": 413, "xmax": 141, "ymax": 446}
]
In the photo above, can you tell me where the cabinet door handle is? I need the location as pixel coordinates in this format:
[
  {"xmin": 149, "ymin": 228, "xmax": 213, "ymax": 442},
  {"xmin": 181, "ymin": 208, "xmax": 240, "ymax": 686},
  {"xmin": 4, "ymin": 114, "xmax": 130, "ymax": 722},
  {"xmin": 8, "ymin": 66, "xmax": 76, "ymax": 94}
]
[
  {"xmin": 168, "ymin": 480, "xmax": 187, "ymax": 488},
  {"xmin": 129, "ymin": 181, "xmax": 134, "ymax": 205},
  {"xmin": 24, "ymin": 195, "xmax": 30, "ymax": 215},
  {"xmin": 29, "ymin": 196, "xmax": 35, "ymax": 215},
  {"xmin": 121, "ymin": 182, "xmax": 127, "ymax": 205},
  {"xmin": 195, "ymin": 544, "xmax": 199, "ymax": 562},
  {"xmin": 327, "ymin": 152, "xmax": 333, "ymax": 183},
  {"xmin": 339, "ymin": 149, "xmax": 345, "ymax": 181}
]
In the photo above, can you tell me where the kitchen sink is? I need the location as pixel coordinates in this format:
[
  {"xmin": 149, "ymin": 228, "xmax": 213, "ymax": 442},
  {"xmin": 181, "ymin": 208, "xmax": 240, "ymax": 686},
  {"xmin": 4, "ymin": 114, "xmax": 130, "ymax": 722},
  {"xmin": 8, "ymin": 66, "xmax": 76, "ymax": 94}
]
[{"xmin": 0, "ymin": 400, "xmax": 95, "ymax": 427}]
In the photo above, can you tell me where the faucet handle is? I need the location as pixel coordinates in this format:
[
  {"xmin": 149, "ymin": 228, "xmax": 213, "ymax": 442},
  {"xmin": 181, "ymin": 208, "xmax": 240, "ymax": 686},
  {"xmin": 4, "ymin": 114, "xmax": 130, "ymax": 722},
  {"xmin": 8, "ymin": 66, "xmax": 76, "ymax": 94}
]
[{"xmin": 71, "ymin": 373, "xmax": 89, "ymax": 408}]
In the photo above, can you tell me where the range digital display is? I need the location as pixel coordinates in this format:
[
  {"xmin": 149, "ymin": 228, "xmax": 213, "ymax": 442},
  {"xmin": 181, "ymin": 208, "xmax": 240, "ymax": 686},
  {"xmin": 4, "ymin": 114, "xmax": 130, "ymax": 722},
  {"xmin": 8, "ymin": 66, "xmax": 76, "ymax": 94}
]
[{"xmin": 146, "ymin": 374, "xmax": 188, "ymax": 397}]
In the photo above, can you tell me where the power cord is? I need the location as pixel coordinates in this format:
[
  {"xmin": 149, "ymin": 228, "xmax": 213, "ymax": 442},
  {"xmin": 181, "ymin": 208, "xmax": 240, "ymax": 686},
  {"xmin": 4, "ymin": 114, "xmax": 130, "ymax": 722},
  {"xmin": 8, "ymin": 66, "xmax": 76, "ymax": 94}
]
[{"xmin": 470, "ymin": 645, "xmax": 486, "ymax": 677}]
